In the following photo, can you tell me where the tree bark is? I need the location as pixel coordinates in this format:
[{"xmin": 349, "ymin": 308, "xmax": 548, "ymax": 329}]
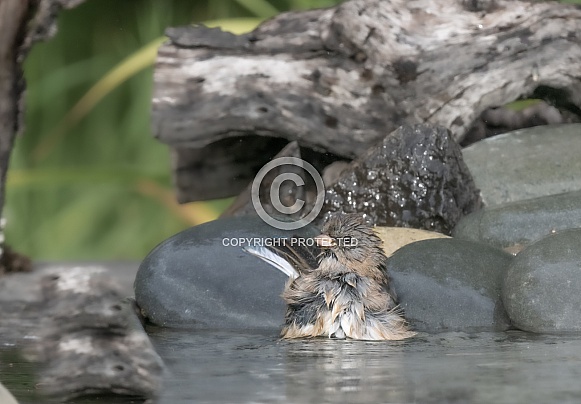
[
  {"xmin": 0, "ymin": 0, "xmax": 86, "ymax": 261},
  {"xmin": 152, "ymin": 0, "xmax": 581, "ymax": 202},
  {"xmin": 0, "ymin": 0, "xmax": 30, "ymax": 252}
]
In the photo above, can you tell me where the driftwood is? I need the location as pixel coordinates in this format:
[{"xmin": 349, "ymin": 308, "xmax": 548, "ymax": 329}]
[
  {"xmin": 0, "ymin": 263, "xmax": 163, "ymax": 401},
  {"xmin": 0, "ymin": 0, "xmax": 86, "ymax": 263},
  {"xmin": 152, "ymin": 0, "xmax": 581, "ymax": 202},
  {"xmin": 462, "ymin": 100, "xmax": 581, "ymax": 146}
]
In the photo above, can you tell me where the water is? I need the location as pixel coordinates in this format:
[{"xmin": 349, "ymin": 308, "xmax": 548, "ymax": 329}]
[
  {"xmin": 148, "ymin": 328, "xmax": 581, "ymax": 403},
  {"xmin": 4, "ymin": 329, "xmax": 581, "ymax": 403}
]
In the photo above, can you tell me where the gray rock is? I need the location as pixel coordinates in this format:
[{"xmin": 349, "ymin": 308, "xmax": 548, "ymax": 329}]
[
  {"xmin": 319, "ymin": 124, "xmax": 481, "ymax": 235},
  {"xmin": 387, "ymin": 238, "xmax": 513, "ymax": 332},
  {"xmin": 502, "ymin": 229, "xmax": 581, "ymax": 333},
  {"xmin": 463, "ymin": 124, "xmax": 581, "ymax": 206},
  {"xmin": 453, "ymin": 190, "xmax": 581, "ymax": 250},
  {"xmin": 134, "ymin": 216, "xmax": 318, "ymax": 329}
]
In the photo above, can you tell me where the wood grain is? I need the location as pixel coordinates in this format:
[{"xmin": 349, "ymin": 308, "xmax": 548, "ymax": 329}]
[{"xmin": 152, "ymin": 0, "xmax": 581, "ymax": 201}]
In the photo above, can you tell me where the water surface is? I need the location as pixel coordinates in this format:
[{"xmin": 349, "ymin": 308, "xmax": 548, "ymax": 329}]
[
  {"xmin": 149, "ymin": 328, "xmax": 581, "ymax": 404},
  {"xmin": 3, "ymin": 329, "xmax": 581, "ymax": 403}
]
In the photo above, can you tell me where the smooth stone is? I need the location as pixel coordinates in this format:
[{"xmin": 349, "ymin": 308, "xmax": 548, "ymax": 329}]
[
  {"xmin": 502, "ymin": 229, "xmax": 581, "ymax": 333},
  {"xmin": 387, "ymin": 238, "xmax": 513, "ymax": 332},
  {"xmin": 134, "ymin": 216, "xmax": 319, "ymax": 329},
  {"xmin": 453, "ymin": 190, "xmax": 581, "ymax": 251},
  {"xmin": 462, "ymin": 124, "xmax": 581, "ymax": 206},
  {"xmin": 374, "ymin": 227, "xmax": 449, "ymax": 257}
]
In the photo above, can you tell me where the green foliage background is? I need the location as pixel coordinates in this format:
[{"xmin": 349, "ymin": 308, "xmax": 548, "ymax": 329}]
[
  {"xmin": 6, "ymin": 0, "xmax": 580, "ymax": 260},
  {"xmin": 7, "ymin": 0, "xmax": 342, "ymax": 260}
]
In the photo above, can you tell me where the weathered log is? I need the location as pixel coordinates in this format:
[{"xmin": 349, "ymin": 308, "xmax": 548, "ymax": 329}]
[
  {"xmin": 0, "ymin": 263, "xmax": 163, "ymax": 401},
  {"xmin": 152, "ymin": 0, "xmax": 581, "ymax": 202},
  {"xmin": 171, "ymin": 136, "xmax": 289, "ymax": 202},
  {"xmin": 0, "ymin": 0, "xmax": 86, "ymax": 264},
  {"xmin": 462, "ymin": 101, "xmax": 581, "ymax": 146}
]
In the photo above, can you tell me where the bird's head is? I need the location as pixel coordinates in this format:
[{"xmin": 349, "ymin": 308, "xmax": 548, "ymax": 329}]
[{"xmin": 315, "ymin": 214, "xmax": 387, "ymax": 276}]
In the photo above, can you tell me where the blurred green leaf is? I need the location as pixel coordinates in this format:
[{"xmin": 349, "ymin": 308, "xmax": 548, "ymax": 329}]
[
  {"xmin": 32, "ymin": 37, "xmax": 166, "ymax": 161},
  {"xmin": 290, "ymin": 0, "xmax": 340, "ymax": 9},
  {"xmin": 7, "ymin": 166, "xmax": 166, "ymax": 188},
  {"xmin": 505, "ymin": 99, "xmax": 542, "ymax": 112},
  {"xmin": 233, "ymin": 0, "xmax": 280, "ymax": 18},
  {"xmin": 205, "ymin": 18, "xmax": 263, "ymax": 33}
]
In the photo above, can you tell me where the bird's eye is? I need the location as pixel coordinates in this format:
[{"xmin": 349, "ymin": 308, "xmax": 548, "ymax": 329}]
[
  {"xmin": 314, "ymin": 234, "xmax": 337, "ymax": 248},
  {"xmin": 340, "ymin": 236, "xmax": 360, "ymax": 249},
  {"xmin": 325, "ymin": 237, "xmax": 338, "ymax": 247}
]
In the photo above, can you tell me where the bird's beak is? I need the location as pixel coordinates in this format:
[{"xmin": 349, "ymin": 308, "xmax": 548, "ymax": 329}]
[{"xmin": 314, "ymin": 234, "xmax": 336, "ymax": 249}]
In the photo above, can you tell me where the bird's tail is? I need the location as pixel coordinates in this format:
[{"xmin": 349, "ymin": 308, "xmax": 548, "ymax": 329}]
[{"xmin": 243, "ymin": 245, "xmax": 299, "ymax": 279}]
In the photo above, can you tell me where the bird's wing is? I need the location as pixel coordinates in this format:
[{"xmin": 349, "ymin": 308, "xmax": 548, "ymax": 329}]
[
  {"xmin": 244, "ymin": 245, "xmax": 300, "ymax": 279},
  {"xmin": 243, "ymin": 238, "xmax": 321, "ymax": 279},
  {"xmin": 273, "ymin": 239, "xmax": 320, "ymax": 272}
]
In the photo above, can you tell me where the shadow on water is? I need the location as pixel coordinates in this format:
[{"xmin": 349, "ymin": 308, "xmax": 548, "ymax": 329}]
[
  {"xmin": 4, "ymin": 328, "xmax": 581, "ymax": 403},
  {"xmin": 0, "ymin": 347, "xmax": 147, "ymax": 404},
  {"xmin": 0, "ymin": 348, "xmax": 37, "ymax": 403}
]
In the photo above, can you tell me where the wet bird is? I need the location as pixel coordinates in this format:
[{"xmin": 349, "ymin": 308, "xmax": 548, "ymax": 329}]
[{"xmin": 245, "ymin": 214, "xmax": 415, "ymax": 340}]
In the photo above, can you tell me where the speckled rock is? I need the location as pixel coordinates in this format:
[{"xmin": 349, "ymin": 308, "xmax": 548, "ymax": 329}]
[
  {"xmin": 453, "ymin": 190, "xmax": 581, "ymax": 251},
  {"xmin": 134, "ymin": 216, "xmax": 318, "ymax": 329},
  {"xmin": 502, "ymin": 229, "xmax": 581, "ymax": 333},
  {"xmin": 319, "ymin": 124, "xmax": 481, "ymax": 234},
  {"xmin": 387, "ymin": 238, "xmax": 513, "ymax": 332},
  {"xmin": 462, "ymin": 124, "xmax": 581, "ymax": 207}
]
